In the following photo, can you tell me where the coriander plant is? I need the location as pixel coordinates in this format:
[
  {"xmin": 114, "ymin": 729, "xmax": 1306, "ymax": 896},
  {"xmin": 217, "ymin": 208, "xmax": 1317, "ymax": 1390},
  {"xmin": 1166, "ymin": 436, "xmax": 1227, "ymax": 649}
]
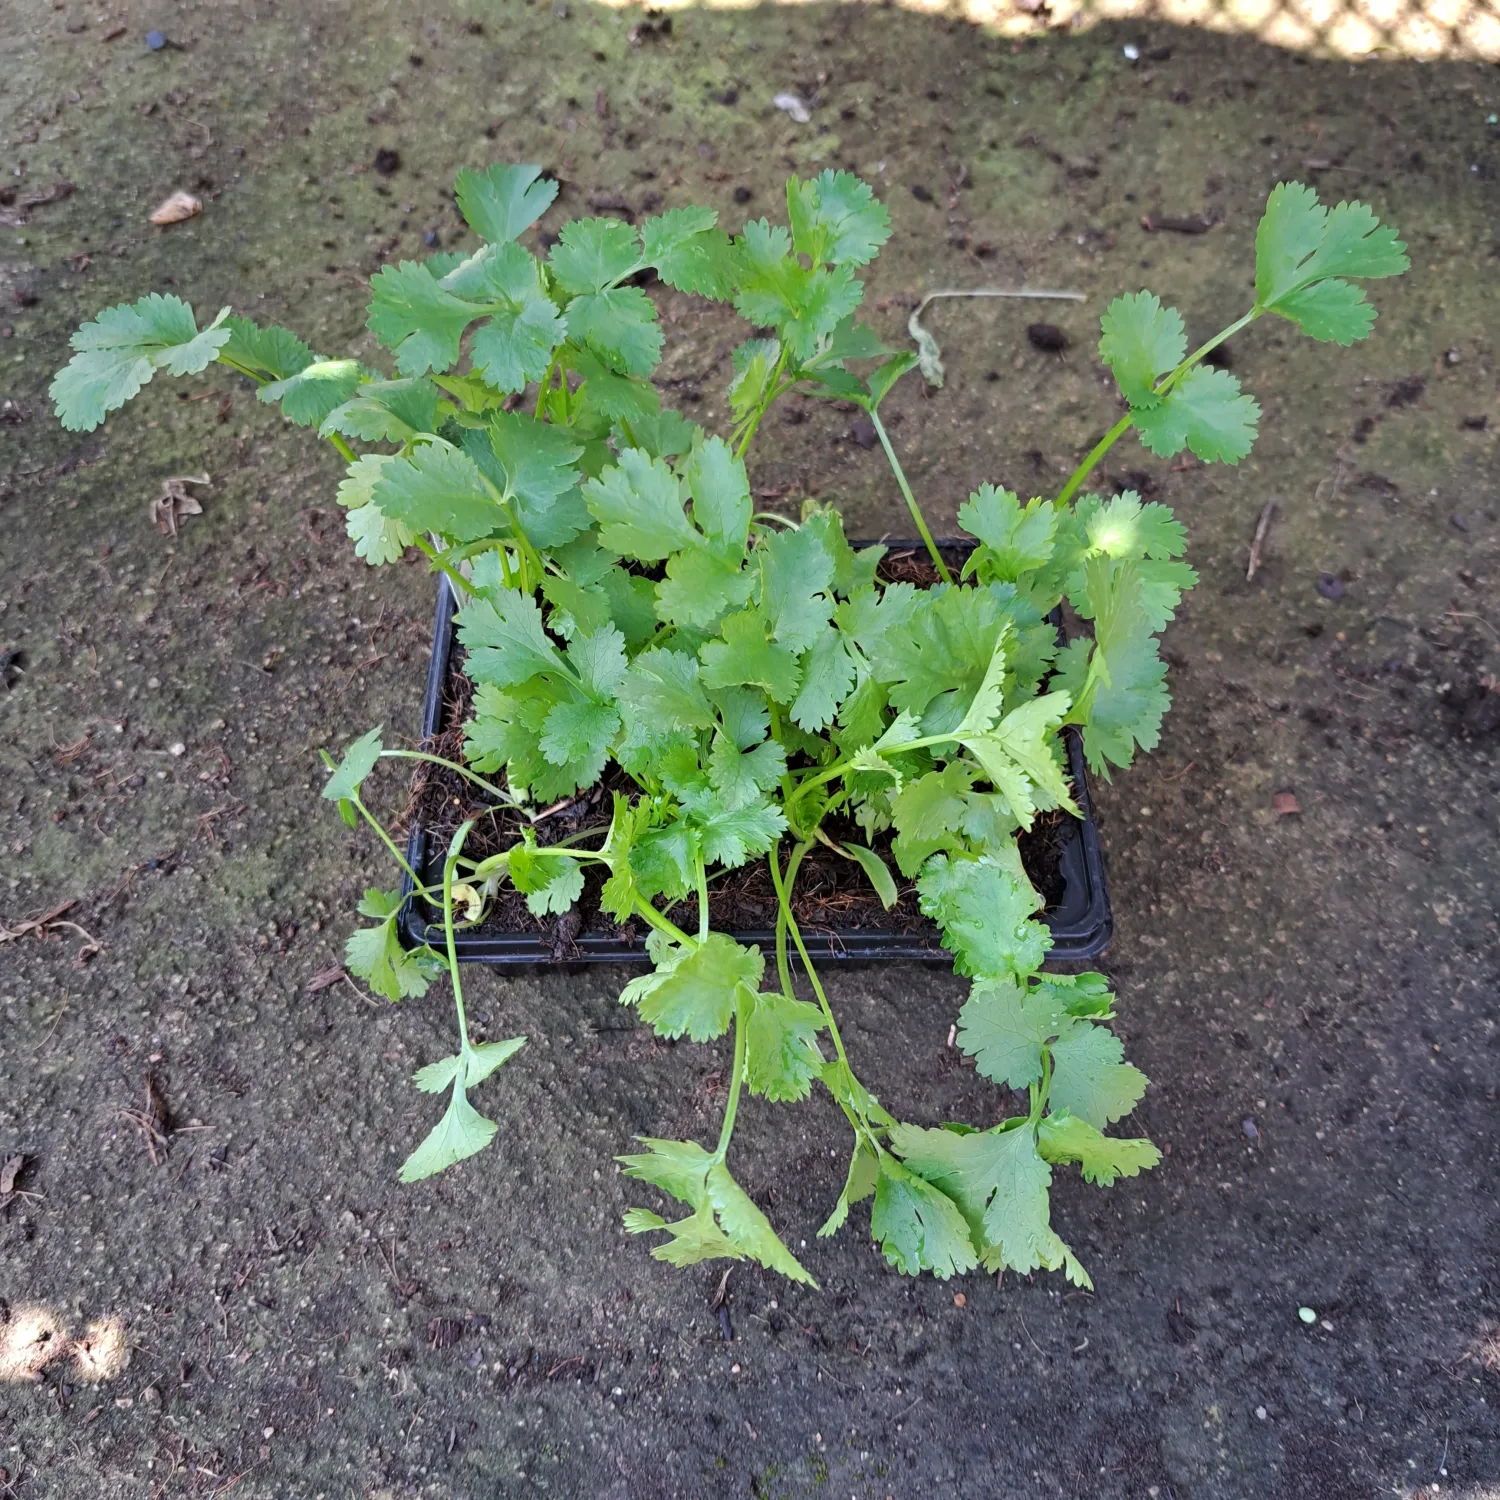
[{"xmin": 54, "ymin": 171, "xmax": 1405, "ymax": 1286}]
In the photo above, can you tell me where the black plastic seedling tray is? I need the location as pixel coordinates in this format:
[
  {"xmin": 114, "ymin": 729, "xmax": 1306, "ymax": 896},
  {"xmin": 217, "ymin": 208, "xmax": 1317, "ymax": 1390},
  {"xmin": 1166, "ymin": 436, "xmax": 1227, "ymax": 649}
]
[{"xmin": 398, "ymin": 548, "xmax": 1112, "ymax": 966}]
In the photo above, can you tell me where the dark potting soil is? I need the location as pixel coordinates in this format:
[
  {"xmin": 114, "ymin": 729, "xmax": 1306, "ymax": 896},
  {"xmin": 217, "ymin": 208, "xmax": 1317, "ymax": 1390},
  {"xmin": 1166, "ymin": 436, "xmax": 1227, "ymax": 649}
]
[{"xmin": 400, "ymin": 547, "xmax": 1072, "ymax": 949}]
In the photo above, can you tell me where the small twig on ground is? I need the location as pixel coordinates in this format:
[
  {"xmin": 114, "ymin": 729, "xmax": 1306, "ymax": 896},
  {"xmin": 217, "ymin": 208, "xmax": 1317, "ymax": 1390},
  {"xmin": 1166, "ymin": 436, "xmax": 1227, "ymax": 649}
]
[
  {"xmin": 32, "ymin": 994, "xmax": 68, "ymax": 1053},
  {"xmin": 196, "ymin": 803, "xmax": 246, "ymax": 842},
  {"xmin": 0, "ymin": 899, "xmax": 102, "ymax": 962},
  {"xmin": 1447, "ymin": 608, "xmax": 1499, "ymax": 640},
  {"xmin": 908, "ymin": 286, "xmax": 1085, "ymax": 386},
  {"xmin": 1246, "ymin": 498, "xmax": 1277, "ymax": 582},
  {"xmin": 1018, "ymin": 1311, "xmax": 1046, "ymax": 1357},
  {"xmin": 118, "ymin": 1074, "xmax": 171, "ymax": 1165}
]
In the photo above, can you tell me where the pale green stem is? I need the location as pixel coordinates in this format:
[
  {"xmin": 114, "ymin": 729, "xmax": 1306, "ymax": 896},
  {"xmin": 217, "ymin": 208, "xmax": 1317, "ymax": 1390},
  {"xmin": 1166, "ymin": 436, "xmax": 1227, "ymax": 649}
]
[
  {"xmin": 377, "ymin": 749, "xmax": 522, "ymax": 808},
  {"xmin": 350, "ymin": 794, "xmax": 425, "ymax": 890},
  {"xmin": 630, "ymin": 896, "xmax": 695, "ymax": 949},
  {"xmin": 769, "ymin": 842, "xmax": 863, "ymax": 1112},
  {"xmin": 713, "ymin": 989, "xmax": 751, "ymax": 1161},
  {"xmin": 441, "ymin": 830, "xmax": 472, "ymax": 1047},
  {"xmin": 411, "ymin": 536, "xmax": 472, "ymax": 597},
  {"xmin": 867, "ymin": 410, "xmax": 951, "ymax": 584},
  {"xmin": 694, "ymin": 855, "xmax": 710, "ymax": 943}
]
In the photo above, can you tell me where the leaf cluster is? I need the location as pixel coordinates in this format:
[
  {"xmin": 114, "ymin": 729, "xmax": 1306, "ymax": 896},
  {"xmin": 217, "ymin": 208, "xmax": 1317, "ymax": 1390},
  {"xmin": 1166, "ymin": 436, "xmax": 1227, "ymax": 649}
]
[{"xmin": 58, "ymin": 170, "xmax": 1404, "ymax": 1292}]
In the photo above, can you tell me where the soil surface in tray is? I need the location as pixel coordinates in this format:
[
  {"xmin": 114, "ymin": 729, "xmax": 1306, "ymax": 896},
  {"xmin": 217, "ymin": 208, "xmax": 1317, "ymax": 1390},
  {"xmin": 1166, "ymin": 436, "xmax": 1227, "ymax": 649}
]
[{"xmin": 403, "ymin": 545, "xmax": 1073, "ymax": 947}]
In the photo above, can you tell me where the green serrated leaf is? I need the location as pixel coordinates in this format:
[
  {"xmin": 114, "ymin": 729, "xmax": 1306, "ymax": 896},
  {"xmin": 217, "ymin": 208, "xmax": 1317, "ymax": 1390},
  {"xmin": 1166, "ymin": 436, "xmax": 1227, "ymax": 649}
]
[
  {"xmin": 469, "ymin": 410, "xmax": 589, "ymax": 547},
  {"xmin": 700, "ymin": 610, "xmax": 803, "ymax": 703},
  {"xmin": 1037, "ymin": 1110, "xmax": 1160, "ymax": 1186},
  {"xmin": 584, "ymin": 448, "xmax": 694, "ymax": 561},
  {"xmin": 683, "ymin": 435, "xmax": 752, "ymax": 550},
  {"xmin": 870, "ymin": 1156, "xmax": 978, "ymax": 1279},
  {"xmin": 565, "ymin": 286, "xmax": 663, "ymax": 377},
  {"xmin": 760, "ymin": 524, "xmax": 837, "ymax": 653},
  {"xmin": 439, "ymin": 240, "xmax": 566, "ymax": 391},
  {"xmin": 1269, "ymin": 278, "xmax": 1375, "ymax": 345},
  {"xmin": 745, "ymin": 991, "xmax": 825, "ymax": 1102},
  {"xmin": 218, "ymin": 315, "xmax": 314, "ymax": 381},
  {"xmin": 617, "ymin": 406, "xmax": 701, "ymax": 461},
  {"xmin": 346, "ymin": 914, "xmax": 435, "ymax": 1002},
  {"xmin": 707, "ymin": 734, "xmax": 787, "ymax": 811},
  {"xmin": 963, "ymin": 690, "xmax": 1079, "ymax": 824},
  {"xmin": 955, "ymin": 621, "xmax": 1011, "ymax": 738},
  {"xmin": 786, "ymin": 170, "xmax": 892, "ymax": 267},
  {"xmin": 1098, "ymin": 291, "xmax": 1185, "ymax": 408},
  {"xmin": 818, "ymin": 1139, "xmax": 879, "ymax": 1237},
  {"xmin": 958, "ymin": 486, "xmax": 1058, "ymax": 580},
  {"xmin": 366, "ymin": 261, "xmax": 476, "ymax": 376},
  {"xmin": 642, "ymin": 206, "xmax": 735, "ymax": 298},
  {"xmin": 320, "ymin": 376, "xmax": 440, "ymax": 442},
  {"xmin": 509, "ymin": 841, "xmax": 587, "ymax": 914},
  {"xmin": 538, "ymin": 698, "xmax": 619, "ymax": 777},
  {"xmin": 891, "ymin": 1120, "xmax": 1073, "ymax": 1278},
  {"xmin": 398, "ymin": 1088, "xmax": 499, "ymax": 1182},
  {"xmin": 1254, "ymin": 181, "xmax": 1407, "ymax": 309},
  {"xmin": 955, "ymin": 974, "xmax": 1070, "ymax": 1090},
  {"xmin": 683, "ymin": 788, "xmax": 788, "ymax": 868},
  {"xmin": 1132, "ymin": 366, "xmax": 1260, "ymax": 464},
  {"xmin": 51, "ymin": 295, "xmax": 231, "ymax": 431},
  {"xmin": 732, "ymin": 219, "xmax": 863, "ymax": 361},
  {"xmin": 728, "ymin": 337, "xmax": 780, "ymax": 427},
  {"xmin": 459, "ymin": 586, "xmax": 568, "ymax": 688},
  {"xmin": 1081, "ymin": 490, "xmax": 1187, "ymax": 561},
  {"xmin": 655, "ymin": 545, "xmax": 756, "ymax": 632},
  {"xmin": 1047, "ymin": 1022, "xmax": 1148, "ymax": 1128},
  {"xmin": 260, "ymin": 357, "xmax": 364, "ymax": 427},
  {"xmin": 549, "ymin": 216, "xmax": 641, "ymax": 294},
  {"xmin": 371, "ymin": 440, "xmax": 504, "ymax": 543},
  {"xmin": 345, "ymin": 502, "xmax": 416, "ymax": 565},
  {"xmin": 322, "ymin": 726, "xmax": 383, "ymax": 801},
  {"xmin": 563, "ymin": 344, "xmax": 661, "ymax": 424},
  {"xmin": 890, "ymin": 764, "xmax": 975, "ymax": 877},
  {"xmin": 863, "ymin": 582, "xmax": 1005, "ymax": 724},
  {"xmin": 454, "ymin": 162, "xmax": 558, "ymax": 244},
  {"xmin": 706, "ymin": 1159, "xmax": 816, "ymax": 1284},
  {"xmin": 619, "ymin": 934, "xmax": 763, "ymax": 1042},
  {"xmin": 412, "ymin": 1053, "xmax": 464, "ymax": 1094},
  {"xmin": 790, "ymin": 626, "xmax": 856, "ymax": 732},
  {"xmin": 1055, "ymin": 559, "xmax": 1170, "ymax": 775},
  {"xmin": 618, "ymin": 648, "xmax": 717, "ymax": 731},
  {"xmin": 917, "ymin": 853, "xmax": 1051, "ymax": 979},
  {"xmin": 357, "ymin": 887, "xmax": 403, "ymax": 920}
]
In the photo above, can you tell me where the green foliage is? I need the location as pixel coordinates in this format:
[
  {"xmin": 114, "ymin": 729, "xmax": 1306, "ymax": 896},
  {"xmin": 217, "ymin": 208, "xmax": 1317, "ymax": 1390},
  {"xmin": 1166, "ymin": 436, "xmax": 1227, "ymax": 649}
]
[
  {"xmin": 51, "ymin": 294, "xmax": 231, "ymax": 430},
  {"xmin": 621, "ymin": 1138, "xmax": 814, "ymax": 1283},
  {"xmin": 1254, "ymin": 181, "xmax": 1407, "ymax": 343},
  {"xmin": 57, "ymin": 167, "xmax": 1404, "ymax": 1291}
]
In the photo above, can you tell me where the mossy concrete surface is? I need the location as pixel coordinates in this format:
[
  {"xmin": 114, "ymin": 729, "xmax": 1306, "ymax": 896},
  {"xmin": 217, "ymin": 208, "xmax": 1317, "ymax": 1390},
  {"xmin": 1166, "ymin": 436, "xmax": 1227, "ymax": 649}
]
[{"xmin": 1, "ymin": 2, "xmax": 1497, "ymax": 1496}]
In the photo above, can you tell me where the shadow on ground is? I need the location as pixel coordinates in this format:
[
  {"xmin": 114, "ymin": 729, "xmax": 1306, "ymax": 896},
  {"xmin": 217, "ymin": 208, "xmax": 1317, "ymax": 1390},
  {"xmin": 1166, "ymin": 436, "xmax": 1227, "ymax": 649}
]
[{"xmin": 1, "ymin": 1, "xmax": 1497, "ymax": 1497}]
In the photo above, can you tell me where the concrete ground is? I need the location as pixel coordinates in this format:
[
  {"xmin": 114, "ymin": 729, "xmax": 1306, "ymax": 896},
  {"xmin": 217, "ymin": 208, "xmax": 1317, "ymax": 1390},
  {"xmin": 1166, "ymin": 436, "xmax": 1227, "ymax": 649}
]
[{"xmin": 1, "ymin": 2, "xmax": 1497, "ymax": 1496}]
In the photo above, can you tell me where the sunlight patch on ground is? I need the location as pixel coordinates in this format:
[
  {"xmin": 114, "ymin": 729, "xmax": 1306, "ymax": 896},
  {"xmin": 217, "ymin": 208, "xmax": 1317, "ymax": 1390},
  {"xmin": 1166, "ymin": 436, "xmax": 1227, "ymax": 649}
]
[
  {"xmin": 600, "ymin": 0, "xmax": 1500, "ymax": 60},
  {"xmin": 0, "ymin": 1306, "xmax": 129, "ymax": 1383}
]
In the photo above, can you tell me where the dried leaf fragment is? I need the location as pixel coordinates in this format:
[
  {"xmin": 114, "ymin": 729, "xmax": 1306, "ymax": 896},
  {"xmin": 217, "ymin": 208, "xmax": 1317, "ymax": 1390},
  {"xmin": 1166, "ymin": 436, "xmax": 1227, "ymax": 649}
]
[
  {"xmin": 149, "ymin": 190, "xmax": 202, "ymax": 226},
  {"xmin": 150, "ymin": 472, "xmax": 210, "ymax": 535}
]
